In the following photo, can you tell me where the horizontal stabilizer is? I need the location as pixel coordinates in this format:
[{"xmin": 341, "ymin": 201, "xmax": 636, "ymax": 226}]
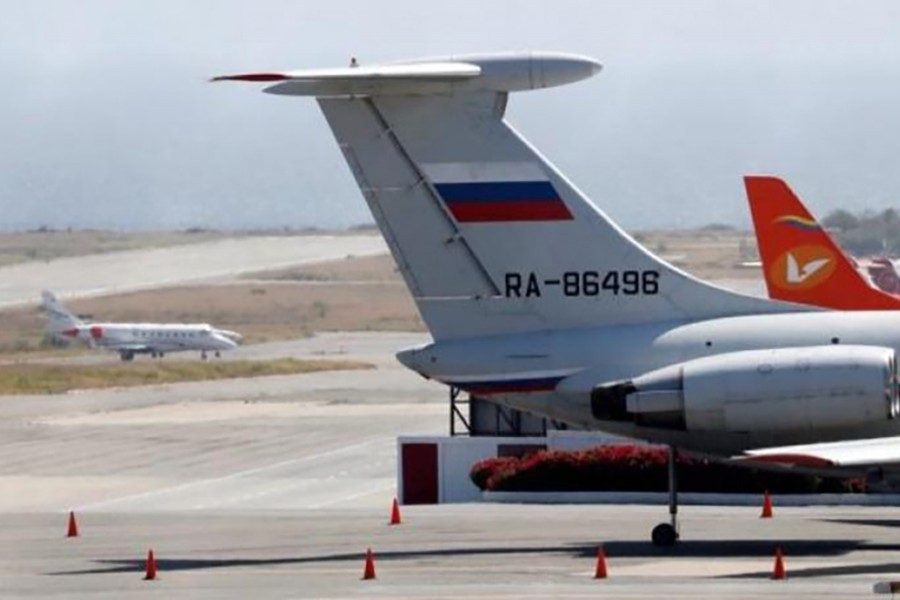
[
  {"xmin": 211, "ymin": 62, "xmax": 481, "ymax": 83},
  {"xmin": 212, "ymin": 52, "xmax": 601, "ymax": 97}
]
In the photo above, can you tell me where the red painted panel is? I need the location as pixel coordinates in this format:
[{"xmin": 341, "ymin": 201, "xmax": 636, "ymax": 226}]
[{"xmin": 401, "ymin": 443, "xmax": 438, "ymax": 505}]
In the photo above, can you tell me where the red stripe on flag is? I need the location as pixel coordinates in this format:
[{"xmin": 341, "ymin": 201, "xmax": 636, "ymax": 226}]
[{"xmin": 449, "ymin": 201, "xmax": 573, "ymax": 222}]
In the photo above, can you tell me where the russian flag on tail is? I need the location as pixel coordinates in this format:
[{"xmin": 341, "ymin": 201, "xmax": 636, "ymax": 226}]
[{"xmin": 424, "ymin": 162, "xmax": 573, "ymax": 223}]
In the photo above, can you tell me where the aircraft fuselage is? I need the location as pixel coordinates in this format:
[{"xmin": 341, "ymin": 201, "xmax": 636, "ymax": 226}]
[{"xmin": 398, "ymin": 309, "xmax": 900, "ymax": 454}]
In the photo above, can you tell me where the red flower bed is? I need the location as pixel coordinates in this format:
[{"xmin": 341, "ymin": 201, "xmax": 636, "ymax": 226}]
[{"xmin": 470, "ymin": 445, "xmax": 862, "ymax": 494}]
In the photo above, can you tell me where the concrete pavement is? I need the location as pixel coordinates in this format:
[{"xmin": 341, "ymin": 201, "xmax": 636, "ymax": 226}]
[{"xmin": 3, "ymin": 333, "xmax": 898, "ymax": 598}]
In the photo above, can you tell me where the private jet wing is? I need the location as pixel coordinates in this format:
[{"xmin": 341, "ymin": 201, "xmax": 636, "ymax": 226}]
[
  {"xmin": 742, "ymin": 437, "xmax": 900, "ymax": 469},
  {"xmin": 106, "ymin": 343, "xmax": 152, "ymax": 353}
]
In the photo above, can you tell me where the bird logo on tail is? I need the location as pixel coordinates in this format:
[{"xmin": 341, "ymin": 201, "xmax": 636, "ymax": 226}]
[{"xmin": 770, "ymin": 245, "xmax": 836, "ymax": 290}]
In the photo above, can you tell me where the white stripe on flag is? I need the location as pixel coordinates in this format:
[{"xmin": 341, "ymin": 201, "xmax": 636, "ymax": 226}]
[{"xmin": 421, "ymin": 161, "xmax": 546, "ymax": 183}]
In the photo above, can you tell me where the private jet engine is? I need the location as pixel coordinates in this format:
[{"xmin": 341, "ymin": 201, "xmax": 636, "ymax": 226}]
[{"xmin": 590, "ymin": 345, "xmax": 898, "ymax": 434}]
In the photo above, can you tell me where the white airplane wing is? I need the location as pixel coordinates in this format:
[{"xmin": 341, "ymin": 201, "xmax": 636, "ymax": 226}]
[{"xmin": 740, "ymin": 436, "xmax": 900, "ymax": 468}]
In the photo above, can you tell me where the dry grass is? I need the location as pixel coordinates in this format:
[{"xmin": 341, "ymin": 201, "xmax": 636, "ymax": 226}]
[
  {"xmin": 635, "ymin": 229, "xmax": 761, "ymax": 280},
  {"xmin": 49, "ymin": 281, "xmax": 423, "ymax": 344},
  {"xmin": 247, "ymin": 253, "xmax": 402, "ymax": 283},
  {"xmin": 0, "ymin": 254, "xmax": 423, "ymax": 356},
  {"xmin": 0, "ymin": 358, "xmax": 372, "ymax": 395}
]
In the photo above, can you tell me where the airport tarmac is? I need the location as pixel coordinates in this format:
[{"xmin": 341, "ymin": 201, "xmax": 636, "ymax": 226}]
[
  {"xmin": 4, "ymin": 331, "xmax": 900, "ymax": 598},
  {"xmin": 7, "ymin": 503, "xmax": 900, "ymax": 597},
  {"xmin": 0, "ymin": 234, "xmax": 387, "ymax": 308}
]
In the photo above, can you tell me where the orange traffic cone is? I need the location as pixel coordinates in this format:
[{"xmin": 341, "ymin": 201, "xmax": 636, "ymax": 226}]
[
  {"xmin": 760, "ymin": 490, "xmax": 773, "ymax": 519},
  {"xmin": 362, "ymin": 548, "xmax": 376, "ymax": 580},
  {"xmin": 594, "ymin": 545, "xmax": 608, "ymax": 579},
  {"xmin": 66, "ymin": 511, "xmax": 79, "ymax": 538},
  {"xmin": 389, "ymin": 498, "xmax": 401, "ymax": 526},
  {"xmin": 772, "ymin": 547, "xmax": 786, "ymax": 580},
  {"xmin": 144, "ymin": 549, "xmax": 157, "ymax": 581}
]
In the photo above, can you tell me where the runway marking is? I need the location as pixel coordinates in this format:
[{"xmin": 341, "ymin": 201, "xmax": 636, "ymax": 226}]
[
  {"xmin": 306, "ymin": 481, "xmax": 396, "ymax": 509},
  {"xmin": 76, "ymin": 437, "xmax": 391, "ymax": 511},
  {"xmin": 191, "ymin": 478, "xmax": 322, "ymax": 509}
]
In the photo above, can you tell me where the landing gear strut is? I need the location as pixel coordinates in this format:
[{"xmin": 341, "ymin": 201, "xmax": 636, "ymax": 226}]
[
  {"xmin": 201, "ymin": 351, "xmax": 208, "ymax": 360},
  {"xmin": 651, "ymin": 445, "xmax": 680, "ymax": 547}
]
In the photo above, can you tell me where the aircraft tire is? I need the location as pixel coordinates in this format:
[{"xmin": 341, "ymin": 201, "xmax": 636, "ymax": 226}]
[{"xmin": 651, "ymin": 523, "xmax": 678, "ymax": 547}]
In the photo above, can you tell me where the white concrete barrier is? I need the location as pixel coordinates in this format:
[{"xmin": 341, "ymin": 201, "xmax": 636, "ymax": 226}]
[
  {"xmin": 397, "ymin": 435, "xmax": 548, "ymax": 504},
  {"xmin": 397, "ymin": 431, "xmax": 898, "ymax": 505},
  {"xmin": 397, "ymin": 431, "xmax": 628, "ymax": 504}
]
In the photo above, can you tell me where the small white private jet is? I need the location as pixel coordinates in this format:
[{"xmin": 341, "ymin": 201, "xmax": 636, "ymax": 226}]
[
  {"xmin": 217, "ymin": 51, "xmax": 900, "ymax": 546},
  {"xmin": 41, "ymin": 290, "xmax": 241, "ymax": 361}
]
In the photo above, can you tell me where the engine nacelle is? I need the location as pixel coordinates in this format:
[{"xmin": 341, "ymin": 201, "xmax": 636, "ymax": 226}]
[{"xmin": 591, "ymin": 345, "xmax": 898, "ymax": 434}]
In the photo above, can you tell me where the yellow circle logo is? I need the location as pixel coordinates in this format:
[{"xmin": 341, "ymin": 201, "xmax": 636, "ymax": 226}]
[{"xmin": 770, "ymin": 245, "xmax": 836, "ymax": 290}]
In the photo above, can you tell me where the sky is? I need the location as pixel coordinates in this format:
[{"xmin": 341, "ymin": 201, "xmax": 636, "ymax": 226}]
[{"xmin": 3, "ymin": 0, "xmax": 900, "ymax": 231}]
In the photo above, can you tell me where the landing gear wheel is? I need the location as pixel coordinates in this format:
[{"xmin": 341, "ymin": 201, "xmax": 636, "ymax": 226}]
[
  {"xmin": 201, "ymin": 351, "xmax": 208, "ymax": 360},
  {"xmin": 215, "ymin": 351, "xmax": 221, "ymax": 358},
  {"xmin": 653, "ymin": 444, "xmax": 680, "ymax": 548},
  {"xmin": 652, "ymin": 523, "xmax": 678, "ymax": 547}
]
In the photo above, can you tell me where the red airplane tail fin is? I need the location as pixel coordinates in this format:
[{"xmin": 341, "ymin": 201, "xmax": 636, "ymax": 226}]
[{"xmin": 744, "ymin": 176, "xmax": 900, "ymax": 310}]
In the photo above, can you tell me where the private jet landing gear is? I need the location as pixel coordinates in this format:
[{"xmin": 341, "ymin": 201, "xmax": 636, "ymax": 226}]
[
  {"xmin": 651, "ymin": 445, "xmax": 680, "ymax": 547},
  {"xmin": 119, "ymin": 351, "xmax": 135, "ymax": 362},
  {"xmin": 201, "ymin": 351, "xmax": 208, "ymax": 360},
  {"xmin": 215, "ymin": 351, "xmax": 221, "ymax": 358}
]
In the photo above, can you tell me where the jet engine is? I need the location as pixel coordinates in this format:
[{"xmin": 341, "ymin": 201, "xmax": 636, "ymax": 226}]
[{"xmin": 590, "ymin": 345, "xmax": 898, "ymax": 434}]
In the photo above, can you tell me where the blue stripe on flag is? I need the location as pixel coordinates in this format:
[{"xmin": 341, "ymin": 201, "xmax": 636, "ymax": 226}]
[{"xmin": 434, "ymin": 181, "xmax": 559, "ymax": 203}]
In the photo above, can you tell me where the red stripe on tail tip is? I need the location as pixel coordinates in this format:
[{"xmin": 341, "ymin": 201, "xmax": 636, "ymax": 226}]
[{"xmin": 211, "ymin": 73, "xmax": 291, "ymax": 82}]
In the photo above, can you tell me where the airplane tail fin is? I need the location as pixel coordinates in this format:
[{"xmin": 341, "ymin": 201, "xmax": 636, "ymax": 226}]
[
  {"xmin": 40, "ymin": 290, "xmax": 84, "ymax": 331},
  {"xmin": 744, "ymin": 176, "xmax": 900, "ymax": 310},
  {"xmin": 216, "ymin": 53, "xmax": 802, "ymax": 340}
]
